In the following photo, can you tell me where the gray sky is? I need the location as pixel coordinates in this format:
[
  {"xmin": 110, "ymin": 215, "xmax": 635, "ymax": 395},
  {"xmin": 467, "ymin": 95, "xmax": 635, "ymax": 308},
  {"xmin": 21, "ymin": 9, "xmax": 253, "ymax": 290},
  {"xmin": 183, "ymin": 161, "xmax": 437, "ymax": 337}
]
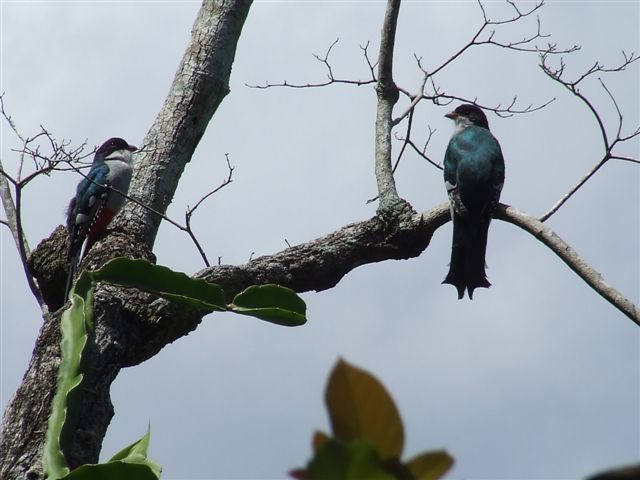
[{"xmin": 1, "ymin": 1, "xmax": 639, "ymax": 479}]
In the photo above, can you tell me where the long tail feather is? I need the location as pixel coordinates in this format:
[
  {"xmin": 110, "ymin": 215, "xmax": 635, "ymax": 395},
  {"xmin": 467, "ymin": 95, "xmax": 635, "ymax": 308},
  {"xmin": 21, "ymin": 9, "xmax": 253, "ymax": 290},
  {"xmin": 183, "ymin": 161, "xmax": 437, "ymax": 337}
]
[
  {"xmin": 443, "ymin": 213, "xmax": 491, "ymax": 299},
  {"xmin": 465, "ymin": 218, "xmax": 491, "ymax": 299}
]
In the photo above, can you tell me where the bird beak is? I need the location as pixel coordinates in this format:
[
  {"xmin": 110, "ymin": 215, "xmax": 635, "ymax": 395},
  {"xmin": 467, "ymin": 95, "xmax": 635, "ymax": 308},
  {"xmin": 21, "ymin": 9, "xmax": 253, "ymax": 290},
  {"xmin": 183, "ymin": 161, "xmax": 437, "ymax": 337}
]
[
  {"xmin": 445, "ymin": 111, "xmax": 458, "ymax": 120},
  {"xmin": 127, "ymin": 145, "xmax": 138, "ymax": 152}
]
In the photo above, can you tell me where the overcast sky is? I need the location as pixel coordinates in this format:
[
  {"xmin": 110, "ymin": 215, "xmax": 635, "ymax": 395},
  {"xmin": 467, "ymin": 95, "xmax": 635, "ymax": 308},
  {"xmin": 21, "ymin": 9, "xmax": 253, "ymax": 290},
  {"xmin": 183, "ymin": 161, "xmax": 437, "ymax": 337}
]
[{"xmin": 1, "ymin": 1, "xmax": 639, "ymax": 479}]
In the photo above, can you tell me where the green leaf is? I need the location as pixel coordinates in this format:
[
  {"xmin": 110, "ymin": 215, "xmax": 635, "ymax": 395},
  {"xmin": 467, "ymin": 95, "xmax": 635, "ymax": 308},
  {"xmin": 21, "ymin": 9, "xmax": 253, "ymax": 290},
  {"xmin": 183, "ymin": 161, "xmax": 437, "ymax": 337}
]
[
  {"xmin": 406, "ymin": 451, "xmax": 454, "ymax": 480},
  {"xmin": 107, "ymin": 426, "xmax": 157, "ymax": 466},
  {"xmin": 91, "ymin": 258, "xmax": 226, "ymax": 311},
  {"xmin": 42, "ymin": 292, "xmax": 89, "ymax": 479},
  {"xmin": 325, "ymin": 359, "xmax": 404, "ymax": 461},
  {"xmin": 61, "ymin": 463, "xmax": 158, "ymax": 480},
  {"xmin": 307, "ymin": 439, "xmax": 394, "ymax": 480},
  {"xmin": 230, "ymin": 284, "xmax": 307, "ymax": 326},
  {"xmin": 61, "ymin": 428, "xmax": 161, "ymax": 480}
]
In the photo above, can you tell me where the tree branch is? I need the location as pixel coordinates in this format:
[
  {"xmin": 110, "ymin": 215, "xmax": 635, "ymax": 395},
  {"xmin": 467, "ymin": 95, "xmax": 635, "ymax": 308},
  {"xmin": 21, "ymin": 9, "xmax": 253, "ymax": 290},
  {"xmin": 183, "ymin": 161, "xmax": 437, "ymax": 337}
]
[
  {"xmin": 246, "ymin": 38, "xmax": 377, "ymax": 89},
  {"xmin": 126, "ymin": 201, "xmax": 640, "ymax": 369},
  {"xmin": 496, "ymin": 204, "xmax": 638, "ymax": 324},
  {"xmin": 183, "ymin": 153, "xmax": 235, "ymax": 267},
  {"xmin": 6, "ymin": 196, "xmax": 638, "ymax": 479},
  {"xmin": 374, "ymin": 0, "xmax": 401, "ymax": 207},
  {"xmin": 539, "ymin": 53, "xmax": 640, "ymax": 221},
  {"xmin": 119, "ymin": 0, "xmax": 252, "ymax": 248},
  {"xmin": 0, "ymin": 157, "xmax": 44, "ymax": 308},
  {"xmin": 0, "ymin": 2, "xmax": 254, "ymax": 477}
]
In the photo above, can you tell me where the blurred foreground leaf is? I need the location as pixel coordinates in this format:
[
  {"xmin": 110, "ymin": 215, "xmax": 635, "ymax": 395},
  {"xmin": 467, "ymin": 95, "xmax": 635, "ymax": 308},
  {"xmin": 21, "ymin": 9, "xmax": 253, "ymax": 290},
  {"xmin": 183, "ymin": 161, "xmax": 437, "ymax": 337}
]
[
  {"xmin": 326, "ymin": 358, "xmax": 404, "ymax": 460},
  {"xmin": 293, "ymin": 359, "xmax": 453, "ymax": 480}
]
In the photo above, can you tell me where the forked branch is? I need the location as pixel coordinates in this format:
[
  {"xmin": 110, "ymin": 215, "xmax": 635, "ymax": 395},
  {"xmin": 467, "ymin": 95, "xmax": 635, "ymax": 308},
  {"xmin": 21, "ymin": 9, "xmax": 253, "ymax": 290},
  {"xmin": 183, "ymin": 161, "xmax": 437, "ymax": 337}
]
[
  {"xmin": 539, "ymin": 52, "xmax": 640, "ymax": 221},
  {"xmin": 246, "ymin": 38, "xmax": 377, "ymax": 89}
]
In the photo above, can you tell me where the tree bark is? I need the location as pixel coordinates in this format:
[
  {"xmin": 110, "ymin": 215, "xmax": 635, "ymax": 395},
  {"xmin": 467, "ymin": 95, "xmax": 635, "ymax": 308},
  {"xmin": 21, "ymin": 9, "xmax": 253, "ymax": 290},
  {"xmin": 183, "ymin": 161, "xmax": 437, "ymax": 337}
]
[
  {"xmin": 120, "ymin": 0, "xmax": 252, "ymax": 248},
  {"xmin": 0, "ymin": 1, "xmax": 252, "ymax": 478}
]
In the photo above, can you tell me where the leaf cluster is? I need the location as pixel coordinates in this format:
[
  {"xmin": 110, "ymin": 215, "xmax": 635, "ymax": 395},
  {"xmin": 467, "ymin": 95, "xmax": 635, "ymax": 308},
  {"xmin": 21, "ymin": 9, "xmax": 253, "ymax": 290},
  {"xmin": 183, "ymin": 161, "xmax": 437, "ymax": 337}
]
[
  {"xmin": 43, "ymin": 257, "xmax": 307, "ymax": 478},
  {"xmin": 292, "ymin": 359, "xmax": 453, "ymax": 480}
]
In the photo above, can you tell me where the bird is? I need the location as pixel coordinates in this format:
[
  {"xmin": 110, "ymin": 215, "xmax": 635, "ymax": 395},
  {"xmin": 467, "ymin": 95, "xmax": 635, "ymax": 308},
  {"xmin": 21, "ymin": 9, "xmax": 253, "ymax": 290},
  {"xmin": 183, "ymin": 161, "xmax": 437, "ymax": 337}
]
[
  {"xmin": 64, "ymin": 137, "xmax": 137, "ymax": 301},
  {"xmin": 442, "ymin": 104, "xmax": 505, "ymax": 299}
]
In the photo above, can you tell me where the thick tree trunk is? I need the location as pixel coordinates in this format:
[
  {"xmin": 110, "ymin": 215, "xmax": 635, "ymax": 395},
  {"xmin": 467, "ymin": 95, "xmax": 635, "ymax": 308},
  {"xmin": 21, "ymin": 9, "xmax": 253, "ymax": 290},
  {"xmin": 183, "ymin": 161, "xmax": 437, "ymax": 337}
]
[{"xmin": 0, "ymin": 1, "xmax": 252, "ymax": 478}]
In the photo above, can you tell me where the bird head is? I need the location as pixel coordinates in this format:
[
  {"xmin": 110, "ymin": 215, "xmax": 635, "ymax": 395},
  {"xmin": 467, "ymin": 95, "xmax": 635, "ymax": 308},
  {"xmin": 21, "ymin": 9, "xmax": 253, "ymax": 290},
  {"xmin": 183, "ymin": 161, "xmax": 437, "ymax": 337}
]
[
  {"xmin": 96, "ymin": 137, "xmax": 138, "ymax": 164},
  {"xmin": 445, "ymin": 104, "xmax": 490, "ymax": 131}
]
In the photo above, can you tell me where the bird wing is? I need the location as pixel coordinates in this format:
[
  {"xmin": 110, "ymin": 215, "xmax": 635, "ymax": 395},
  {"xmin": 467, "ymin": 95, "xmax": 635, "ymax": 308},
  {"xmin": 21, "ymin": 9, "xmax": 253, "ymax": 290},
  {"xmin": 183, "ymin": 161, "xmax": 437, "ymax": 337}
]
[
  {"xmin": 443, "ymin": 134, "xmax": 468, "ymax": 217},
  {"xmin": 445, "ymin": 127, "xmax": 504, "ymax": 218},
  {"xmin": 66, "ymin": 163, "xmax": 111, "ymax": 260}
]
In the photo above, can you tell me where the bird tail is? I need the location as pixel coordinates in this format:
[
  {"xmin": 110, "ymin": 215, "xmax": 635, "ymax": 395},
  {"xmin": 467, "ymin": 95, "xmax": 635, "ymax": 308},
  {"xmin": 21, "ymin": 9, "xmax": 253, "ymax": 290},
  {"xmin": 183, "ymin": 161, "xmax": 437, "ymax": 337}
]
[{"xmin": 442, "ymin": 213, "xmax": 491, "ymax": 299}]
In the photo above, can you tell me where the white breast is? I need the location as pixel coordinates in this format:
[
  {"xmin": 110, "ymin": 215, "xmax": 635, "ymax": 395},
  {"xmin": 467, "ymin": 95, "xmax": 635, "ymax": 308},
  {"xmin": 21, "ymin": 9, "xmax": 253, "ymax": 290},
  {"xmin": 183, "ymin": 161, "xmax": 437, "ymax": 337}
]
[{"xmin": 103, "ymin": 158, "xmax": 133, "ymax": 211}]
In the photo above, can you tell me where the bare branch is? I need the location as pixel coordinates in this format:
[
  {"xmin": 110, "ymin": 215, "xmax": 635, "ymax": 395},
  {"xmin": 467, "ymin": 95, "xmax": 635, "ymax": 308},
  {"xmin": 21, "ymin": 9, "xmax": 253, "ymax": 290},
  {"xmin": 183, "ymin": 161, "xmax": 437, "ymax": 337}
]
[
  {"xmin": 390, "ymin": 0, "xmax": 570, "ymax": 127},
  {"xmin": 539, "ymin": 157, "xmax": 608, "ymax": 223},
  {"xmin": 186, "ymin": 153, "xmax": 234, "ymax": 218},
  {"xmin": 610, "ymin": 155, "xmax": 640, "ymax": 165},
  {"xmin": 0, "ymin": 97, "xmax": 51, "ymax": 309},
  {"xmin": 431, "ymin": 1, "xmax": 577, "ymax": 80},
  {"xmin": 367, "ymin": 108, "xmax": 435, "ymax": 205},
  {"xmin": 66, "ymin": 154, "xmax": 231, "ymax": 268},
  {"xmin": 194, "ymin": 202, "xmax": 640, "ymax": 325},
  {"xmin": 0, "ymin": 157, "xmax": 45, "ymax": 309},
  {"xmin": 539, "ymin": 54, "xmax": 639, "ymax": 221},
  {"xmin": 373, "ymin": 0, "xmax": 401, "ymax": 206},
  {"xmin": 497, "ymin": 204, "xmax": 638, "ymax": 325},
  {"xmin": 392, "ymin": 63, "xmax": 429, "ymax": 125},
  {"xmin": 184, "ymin": 154, "xmax": 235, "ymax": 267},
  {"xmin": 246, "ymin": 38, "xmax": 377, "ymax": 90},
  {"xmin": 395, "ymin": 126, "xmax": 441, "ymax": 170},
  {"xmin": 392, "ymin": 108, "xmax": 416, "ymax": 174},
  {"xmin": 360, "ymin": 40, "xmax": 378, "ymax": 79}
]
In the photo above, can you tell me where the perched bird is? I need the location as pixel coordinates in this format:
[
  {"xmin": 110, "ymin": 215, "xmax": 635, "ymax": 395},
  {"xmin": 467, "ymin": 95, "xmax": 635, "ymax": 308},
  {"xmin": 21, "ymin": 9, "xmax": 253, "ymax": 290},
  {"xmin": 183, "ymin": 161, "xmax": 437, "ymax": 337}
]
[
  {"xmin": 65, "ymin": 137, "xmax": 137, "ymax": 300},
  {"xmin": 442, "ymin": 104, "xmax": 505, "ymax": 299}
]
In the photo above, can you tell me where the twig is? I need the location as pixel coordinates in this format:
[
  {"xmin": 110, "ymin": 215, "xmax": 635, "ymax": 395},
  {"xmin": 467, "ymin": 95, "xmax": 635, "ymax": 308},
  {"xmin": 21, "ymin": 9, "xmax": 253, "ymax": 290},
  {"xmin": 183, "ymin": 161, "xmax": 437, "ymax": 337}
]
[
  {"xmin": 246, "ymin": 38, "xmax": 377, "ymax": 89},
  {"xmin": 610, "ymin": 156, "xmax": 640, "ymax": 165},
  {"xmin": 0, "ymin": 155, "xmax": 45, "ymax": 309},
  {"xmin": 539, "ymin": 54, "xmax": 640, "ymax": 221},
  {"xmin": 539, "ymin": 157, "xmax": 608, "ymax": 223},
  {"xmin": 393, "ymin": 108, "xmax": 416, "ymax": 174},
  {"xmin": 184, "ymin": 153, "xmax": 235, "ymax": 267},
  {"xmin": 391, "ymin": 0, "xmax": 570, "ymax": 127},
  {"xmin": 186, "ymin": 153, "xmax": 234, "ymax": 218},
  {"xmin": 367, "ymin": 112, "xmax": 439, "ymax": 205},
  {"xmin": 395, "ymin": 127, "xmax": 441, "ymax": 170},
  {"xmin": 67, "ymin": 154, "xmax": 235, "ymax": 268},
  {"xmin": 360, "ymin": 41, "xmax": 378, "ymax": 79},
  {"xmin": 3, "ymin": 94, "xmax": 231, "ymax": 275}
]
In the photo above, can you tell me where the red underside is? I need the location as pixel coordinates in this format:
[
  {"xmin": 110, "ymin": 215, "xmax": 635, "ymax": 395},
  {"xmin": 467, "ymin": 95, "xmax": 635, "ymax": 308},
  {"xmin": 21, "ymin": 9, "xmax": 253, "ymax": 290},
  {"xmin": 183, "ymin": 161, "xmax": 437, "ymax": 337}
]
[{"xmin": 85, "ymin": 208, "xmax": 116, "ymax": 250}]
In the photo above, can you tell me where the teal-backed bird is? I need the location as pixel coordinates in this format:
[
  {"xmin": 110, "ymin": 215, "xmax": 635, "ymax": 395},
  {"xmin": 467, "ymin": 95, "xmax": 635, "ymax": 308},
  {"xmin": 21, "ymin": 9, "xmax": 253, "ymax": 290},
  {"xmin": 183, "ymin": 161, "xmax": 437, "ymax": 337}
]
[{"xmin": 442, "ymin": 104, "xmax": 505, "ymax": 299}]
